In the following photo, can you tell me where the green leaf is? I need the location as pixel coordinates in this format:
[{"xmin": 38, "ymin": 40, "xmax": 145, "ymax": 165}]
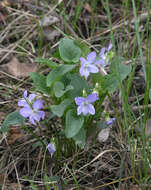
[
  {"xmin": 67, "ymin": 73, "xmax": 89, "ymax": 99},
  {"xmin": 102, "ymin": 59, "xmax": 132, "ymax": 93},
  {"xmin": 53, "ymin": 81, "xmax": 73, "ymax": 98},
  {"xmin": 91, "ymin": 72, "xmax": 103, "ymax": 84},
  {"xmin": 110, "ymin": 57, "xmax": 132, "ymax": 81},
  {"xmin": 46, "ymin": 64, "xmax": 75, "ymax": 87},
  {"xmin": 35, "ymin": 58, "xmax": 58, "ymax": 69},
  {"xmin": 30, "ymin": 72, "xmax": 50, "ymax": 95},
  {"xmin": 74, "ymin": 40, "xmax": 90, "ymax": 57},
  {"xmin": 65, "ymin": 85, "xmax": 74, "ymax": 93},
  {"xmin": 53, "ymin": 81, "xmax": 64, "ymax": 97},
  {"xmin": 53, "ymin": 49, "xmax": 61, "ymax": 59},
  {"xmin": 65, "ymin": 109, "xmax": 84, "ymax": 138},
  {"xmin": 1, "ymin": 112, "xmax": 24, "ymax": 133},
  {"xmin": 72, "ymin": 127, "xmax": 86, "ymax": 149},
  {"xmin": 102, "ymin": 74, "xmax": 119, "ymax": 93},
  {"xmin": 30, "ymin": 183, "xmax": 39, "ymax": 190},
  {"xmin": 51, "ymin": 99, "xmax": 71, "ymax": 117},
  {"xmin": 59, "ymin": 38, "xmax": 81, "ymax": 63}
]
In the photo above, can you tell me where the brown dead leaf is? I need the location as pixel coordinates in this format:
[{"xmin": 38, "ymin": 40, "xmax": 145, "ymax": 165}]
[
  {"xmin": 43, "ymin": 27, "xmax": 61, "ymax": 41},
  {"xmin": 84, "ymin": 3, "xmax": 92, "ymax": 13},
  {"xmin": 0, "ymin": 174, "xmax": 9, "ymax": 185},
  {"xmin": 0, "ymin": 57, "xmax": 37, "ymax": 78},
  {"xmin": 39, "ymin": 15, "xmax": 61, "ymax": 41},
  {"xmin": 1, "ymin": 0, "xmax": 11, "ymax": 8},
  {"xmin": 7, "ymin": 126, "xmax": 25, "ymax": 145},
  {"xmin": 0, "ymin": 13, "xmax": 8, "ymax": 23},
  {"xmin": 9, "ymin": 183, "xmax": 24, "ymax": 189},
  {"xmin": 39, "ymin": 15, "xmax": 60, "ymax": 27},
  {"xmin": 0, "ymin": 112, "xmax": 6, "ymax": 121},
  {"xmin": 0, "ymin": 1, "xmax": 8, "ymax": 23},
  {"xmin": 97, "ymin": 128, "xmax": 110, "ymax": 143}
]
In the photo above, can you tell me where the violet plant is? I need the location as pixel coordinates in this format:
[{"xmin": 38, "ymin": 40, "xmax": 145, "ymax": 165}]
[
  {"xmin": 1, "ymin": 37, "xmax": 132, "ymax": 152},
  {"xmin": 18, "ymin": 90, "xmax": 45, "ymax": 125},
  {"xmin": 80, "ymin": 52, "xmax": 99, "ymax": 79},
  {"xmin": 75, "ymin": 93, "xmax": 99, "ymax": 116}
]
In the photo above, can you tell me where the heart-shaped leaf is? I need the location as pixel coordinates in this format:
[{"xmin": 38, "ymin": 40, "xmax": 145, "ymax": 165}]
[
  {"xmin": 47, "ymin": 64, "xmax": 75, "ymax": 87},
  {"xmin": 59, "ymin": 38, "xmax": 81, "ymax": 63},
  {"xmin": 30, "ymin": 72, "xmax": 50, "ymax": 95},
  {"xmin": 67, "ymin": 73, "xmax": 89, "ymax": 99},
  {"xmin": 51, "ymin": 99, "xmax": 71, "ymax": 117},
  {"xmin": 53, "ymin": 81, "xmax": 73, "ymax": 98},
  {"xmin": 102, "ymin": 57, "xmax": 132, "ymax": 93},
  {"xmin": 65, "ymin": 109, "xmax": 84, "ymax": 138},
  {"xmin": 72, "ymin": 127, "xmax": 86, "ymax": 149},
  {"xmin": 1, "ymin": 112, "xmax": 24, "ymax": 133}
]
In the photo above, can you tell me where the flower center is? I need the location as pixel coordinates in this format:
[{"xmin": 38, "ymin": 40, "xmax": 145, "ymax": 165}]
[
  {"xmin": 84, "ymin": 63, "xmax": 88, "ymax": 69},
  {"xmin": 82, "ymin": 101, "xmax": 89, "ymax": 107},
  {"xmin": 31, "ymin": 109, "xmax": 38, "ymax": 116}
]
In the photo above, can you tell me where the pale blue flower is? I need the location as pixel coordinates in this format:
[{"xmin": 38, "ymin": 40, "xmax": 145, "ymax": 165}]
[
  {"xmin": 18, "ymin": 91, "xmax": 45, "ymax": 125},
  {"xmin": 18, "ymin": 90, "xmax": 36, "ymax": 107},
  {"xmin": 47, "ymin": 143, "xmax": 56, "ymax": 157},
  {"xmin": 80, "ymin": 52, "xmax": 99, "ymax": 79},
  {"xmin": 95, "ymin": 43, "xmax": 113, "ymax": 67},
  {"xmin": 75, "ymin": 93, "xmax": 99, "ymax": 116},
  {"xmin": 106, "ymin": 118, "xmax": 116, "ymax": 128}
]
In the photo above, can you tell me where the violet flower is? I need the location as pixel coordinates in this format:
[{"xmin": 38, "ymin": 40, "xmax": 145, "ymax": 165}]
[
  {"xmin": 95, "ymin": 43, "xmax": 113, "ymax": 67},
  {"xmin": 47, "ymin": 143, "xmax": 56, "ymax": 157},
  {"xmin": 75, "ymin": 93, "xmax": 99, "ymax": 116},
  {"xmin": 18, "ymin": 91, "xmax": 45, "ymax": 125},
  {"xmin": 106, "ymin": 118, "xmax": 116, "ymax": 128},
  {"xmin": 80, "ymin": 52, "xmax": 99, "ymax": 80}
]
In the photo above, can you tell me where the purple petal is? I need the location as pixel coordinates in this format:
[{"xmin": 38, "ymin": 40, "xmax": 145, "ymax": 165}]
[
  {"xmin": 19, "ymin": 107, "xmax": 31, "ymax": 118},
  {"xmin": 87, "ymin": 52, "xmax": 96, "ymax": 63},
  {"xmin": 18, "ymin": 99, "xmax": 28, "ymax": 107},
  {"xmin": 88, "ymin": 64, "xmax": 99, "ymax": 73},
  {"xmin": 108, "ymin": 43, "xmax": 112, "ymax": 51},
  {"xmin": 87, "ymin": 104, "xmax": 95, "ymax": 115},
  {"xmin": 33, "ymin": 116, "xmax": 40, "ymax": 122},
  {"xmin": 37, "ymin": 111, "xmax": 45, "ymax": 119},
  {"xmin": 80, "ymin": 65, "xmax": 85, "ymax": 76},
  {"xmin": 24, "ymin": 91, "xmax": 27, "ymax": 98},
  {"xmin": 75, "ymin": 97, "xmax": 85, "ymax": 105},
  {"xmin": 29, "ymin": 116, "xmax": 36, "ymax": 125},
  {"xmin": 29, "ymin": 111, "xmax": 42, "ymax": 124},
  {"xmin": 100, "ymin": 48, "xmax": 106, "ymax": 57},
  {"xmin": 47, "ymin": 143, "xmax": 56, "ymax": 157},
  {"xmin": 33, "ymin": 99, "xmax": 44, "ymax": 110},
  {"xmin": 80, "ymin": 57, "xmax": 87, "ymax": 65},
  {"xmin": 77, "ymin": 105, "xmax": 83, "ymax": 115},
  {"xmin": 86, "ymin": 93, "xmax": 98, "ymax": 103},
  {"xmin": 106, "ymin": 118, "xmax": 116, "ymax": 126},
  {"xmin": 80, "ymin": 66, "xmax": 90, "ymax": 79},
  {"xmin": 31, "ymin": 110, "xmax": 45, "ymax": 122},
  {"xmin": 95, "ymin": 59, "xmax": 106, "ymax": 67},
  {"xmin": 28, "ymin": 94, "xmax": 36, "ymax": 102},
  {"xmin": 32, "ymin": 112, "xmax": 41, "ymax": 122},
  {"xmin": 84, "ymin": 69, "xmax": 90, "ymax": 79},
  {"xmin": 81, "ymin": 104, "xmax": 89, "ymax": 116}
]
